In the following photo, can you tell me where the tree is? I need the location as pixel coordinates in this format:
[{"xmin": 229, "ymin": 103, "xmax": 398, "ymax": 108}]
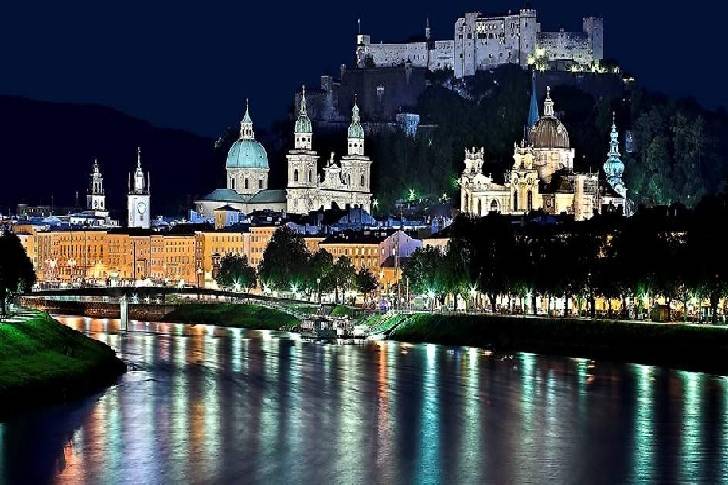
[
  {"xmin": 462, "ymin": 214, "xmax": 515, "ymax": 313},
  {"xmin": 258, "ymin": 226, "xmax": 310, "ymax": 291},
  {"xmin": 0, "ymin": 232, "xmax": 36, "ymax": 315},
  {"xmin": 215, "ymin": 254, "xmax": 256, "ymax": 291},
  {"xmin": 355, "ymin": 267, "xmax": 378, "ymax": 304},
  {"xmin": 306, "ymin": 249, "xmax": 335, "ymax": 303},
  {"xmin": 330, "ymin": 256, "xmax": 356, "ymax": 304},
  {"xmin": 403, "ymin": 246, "xmax": 446, "ymax": 298}
]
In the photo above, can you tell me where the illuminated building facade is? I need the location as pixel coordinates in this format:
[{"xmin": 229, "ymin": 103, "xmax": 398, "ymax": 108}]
[
  {"xmin": 356, "ymin": 9, "xmax": 603, "ymax": 78},
  {"xmin": 460, "ymin": 87, "xmax": 628, "ymax": 220}
]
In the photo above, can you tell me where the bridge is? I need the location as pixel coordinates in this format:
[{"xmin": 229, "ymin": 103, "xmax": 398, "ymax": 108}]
[{"xmin": 20, "ymin": 286, "xmax": 324, "ymax": 324}]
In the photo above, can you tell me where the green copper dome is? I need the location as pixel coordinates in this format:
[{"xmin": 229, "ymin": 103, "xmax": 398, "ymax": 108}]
[
  {"xmin": 226, "ymin": 138, "xmax": 269, "ymax": 170},
  {"xmin": 226, "ymin": 100, "xmax": 269, "ymax": 170}
]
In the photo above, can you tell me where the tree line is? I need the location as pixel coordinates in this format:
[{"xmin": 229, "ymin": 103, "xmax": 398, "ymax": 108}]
[
  {"xmin": 404, "ymin": 193, "xmax": 728, "ymax": 323},
  {"xmin": 215, "ymin": 227, "xmax": 378, "ymax": 304}
]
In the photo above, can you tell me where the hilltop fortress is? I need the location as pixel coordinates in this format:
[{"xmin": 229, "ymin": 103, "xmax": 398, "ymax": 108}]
[{"xmin": 356, "ymin": 8, "xmax": 603, "ymax": 78}]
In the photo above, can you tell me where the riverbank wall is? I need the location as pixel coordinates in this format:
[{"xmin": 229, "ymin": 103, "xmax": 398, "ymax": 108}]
[
  {"xmin": 0, "ymin": 312, "xmax": 126, "ymax": 417},
  {"xmin": 386, "ymin": 313, "xmax": 728, "ymax": 374}
]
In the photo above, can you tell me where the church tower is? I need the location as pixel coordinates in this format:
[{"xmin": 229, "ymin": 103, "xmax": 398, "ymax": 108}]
[
  {"xmin": 286, "ymin": 85, "xmax": 320, "ymax": 214},
  {"xmin": 340, "ymin": 97, "xmax": 373, "ymax": 212},
  {"xmin": 603, "ymin": 113, "xmax": 626, "ymax": 197},
  {"xmin": 87, "ymin": 158, "xmax": 107, "ymax": 214},
  {"xmin": 346, "ymin": 97, "xmax": 365, "ymax": 156},
  {"xmin": 128, "ymin": 147, "xmax": 151, "ymax": 229}
]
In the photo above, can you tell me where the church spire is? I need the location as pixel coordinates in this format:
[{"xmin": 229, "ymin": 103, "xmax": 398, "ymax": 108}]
[
  {"xmin": 132, "ymin": 146, "xmax": 146, "ymax": 194},
  {"xmin": 240, "ymin": 99, "xmax": 255, "ymax": 140},
  {"xmin": 609, "ymin": 112, "xmax": 620, "ymax": 157},
  {"xmin": 543, "ymin": 85, "xmax": 555, "ymax": 117},
  {"xmin": 347, "ymin": 95, "xmax": 365, "ymax": 156},
  {"xmin": 294, "ymin": 85, "xmax": 313, "ymax": 150},
  {"xmin": 603, "ymin": 112, "xmax": 626, "ymax": 197},
  {"xmin": 528, "ymin": 73, "xmax": 539, "ymax": 128}
]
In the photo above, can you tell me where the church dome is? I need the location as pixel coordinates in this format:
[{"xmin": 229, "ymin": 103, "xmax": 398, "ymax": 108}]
[
  {"xmin": 226, "ymin": 100, "xmax": 269, "ymax": 170},
  {"xmin": 529, "ymin": 85, "xmax": 570, "ymax": 149},
  {"xmin": 226, "ymin": 139, "xmax": 269, "ymax": 169},
  {"xmin": 529, "ymin": 116, "xmax": 570, "ymax": 149}
]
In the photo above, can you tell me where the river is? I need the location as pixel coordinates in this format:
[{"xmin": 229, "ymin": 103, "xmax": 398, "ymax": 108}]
[{"xmin": 2, "ymin": 316, "xmax": 728, "ymax": 484}]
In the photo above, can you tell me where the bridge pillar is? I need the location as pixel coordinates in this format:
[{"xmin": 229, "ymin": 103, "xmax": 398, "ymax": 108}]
[{"xmin": 120, "ymin": 295, "xmax": 129, "ymax": 332}]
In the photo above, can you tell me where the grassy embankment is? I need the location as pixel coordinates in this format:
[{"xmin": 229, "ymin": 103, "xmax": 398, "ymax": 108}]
[
  {"xmin": 0, "ymin": 312, "xmax": 125, "ymax": 415},
  {"xmin": 163, "ymin": 303, "xmax": 300, "ymax": 330},
  {"xmin": 379, "ymin": 313, "xmax": 728, "ymax": 374}
]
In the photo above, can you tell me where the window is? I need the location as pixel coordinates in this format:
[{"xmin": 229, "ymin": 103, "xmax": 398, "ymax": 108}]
[
  {"xmin": 308, "ymin": 170, "xmax": 312, "ymax": 183},
  {"xmin": 294, "ymin": 169, "xmax": 299, "ymax": 182},
  {"xmin": 513, "ymin": 190, "xmax": 519, "ymax": 211},
  {"xmin": 244, "ymin": 178, "xmax": 249, "ymax": 190},
  {"xmin": 360, "ymin": 175, "xmax": 365, "ymax": 187},
  {"xmin": 491, "ymin": 199, "xmax": 499, "ymax": 212},
  {"xmin": 259, "ymin": 179, "xmax": 263, "ymax": 189}
]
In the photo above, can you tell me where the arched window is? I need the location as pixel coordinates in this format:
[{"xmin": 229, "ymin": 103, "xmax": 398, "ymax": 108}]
[
  {"xmin": 231, "ymin": 178, "xmax": 236, "ymax": 190},
  {"xmin": 478, "ymin": 199, "xmax": 482, "ymax": 216},
  {"xmin": 490, "ymin": 199, "xmax": 498, "ymax": 212},
  {"xmin": 527, "ymin": 190, "xmax": 533, "ymax": 212},
  {"xmin": 513, "ymin": 190, "xmax": 519, "ymax": 212},
  {"xmin": 244, "ymin": 178, "xmax": 249, "ymax": 190},
  {"xmin": 294, "ymin": 169, "xmax": 299, "ymax": 182},
  {"xmin": 464, "ymin": 193, "xmax": 469, "ymax": 213},
  {"xmin": 308, "ymin": 170, "xmax": 312, "ymax": 183},
  {"xmin": 360, "ymin": 175, "xmax": 365, "ymax": 187},
  {"xmin": 258, "ymin": 179, "xmax": 263, "ymax": 190}
]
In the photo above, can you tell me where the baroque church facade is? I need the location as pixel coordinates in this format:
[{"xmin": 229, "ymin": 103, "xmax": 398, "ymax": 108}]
[
  {"xmin": 460, "ymin": 85, "xmax": 628, "ymax": 221},
  {"xmin": 195, "ymin": 87, "xmax": 372, "ymax": 217}
]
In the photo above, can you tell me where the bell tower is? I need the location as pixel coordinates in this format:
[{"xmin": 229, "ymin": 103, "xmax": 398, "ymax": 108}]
[
  {"xmin": 127, "ymin": 147, "xmax": 151, "ymax": 229},
  {"xmin": 87, "ymin": 158, "xmax": 107, "ymax": 215},
  {"xmin": 339, "ymin": 96, "xmax": 373, "ymax": 212}
]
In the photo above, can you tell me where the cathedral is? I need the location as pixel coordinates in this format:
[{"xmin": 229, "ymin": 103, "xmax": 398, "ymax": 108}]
[
  {"xmin": 460, "ymin": 85, "xmax": 628, "ymax": 220},
  {"xmin": 195, "ymin": 87, "xmax": 373, "ymax": 217}
]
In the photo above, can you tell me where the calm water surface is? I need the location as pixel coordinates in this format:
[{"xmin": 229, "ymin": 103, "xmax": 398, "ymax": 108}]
[{"xmin": 2, "ymin": 316, "xmax": 728, "ymax": 484}]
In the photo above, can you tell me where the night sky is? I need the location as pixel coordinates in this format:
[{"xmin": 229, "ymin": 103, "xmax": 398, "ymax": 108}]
[{"xmin": 1, "ymin": 0, "xmax": 724, "ymax": 137}]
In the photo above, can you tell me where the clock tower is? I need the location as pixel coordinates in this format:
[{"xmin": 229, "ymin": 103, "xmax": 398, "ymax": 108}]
[{"xmin": 128, "ymin": 147, "xmax": 151, "ymax": 229}]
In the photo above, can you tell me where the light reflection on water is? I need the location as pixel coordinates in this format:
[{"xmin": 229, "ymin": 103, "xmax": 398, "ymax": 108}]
[{"xmin": 1, "ymin": 316, "xmax": 728, "ymax": 484}]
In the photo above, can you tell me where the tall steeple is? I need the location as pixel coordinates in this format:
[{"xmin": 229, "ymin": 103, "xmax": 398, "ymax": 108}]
[
  {"xmin": 528, "ymin": 73, "xmax": 539, "ymax": 128},
  {"xmin": 347, "ymin": 95, "xmax": 365, "ymax": 156},
  {"xmin": 87, "ymin": 158, "xmax": 106, "ymax": 212},
  {"xmin": 543, "ymin": 85, "xmax": 555, "ymax": 117},
  {"xmin": 294, "ymin": 85, "xmax": 313, "ymax": 150},
  {"xmin": 128, "ymin": 146, "xmax": 151, "ymax": 229},
  {"xmin": 240, "ymin": 99, "xmax": 255, "ymax": 140},
  {"xmin": 603, "ymin": 112, "xmax": 626, "ymax": 197},
  {"xmin": 132, "ymin": 147, "xmax": 147, "ymax": 194}
]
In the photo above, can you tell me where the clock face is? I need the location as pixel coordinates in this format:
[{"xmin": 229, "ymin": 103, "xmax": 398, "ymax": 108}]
[{"xmin": 137, "ymin": 201, "xmax": 147, "ymax": 214}]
